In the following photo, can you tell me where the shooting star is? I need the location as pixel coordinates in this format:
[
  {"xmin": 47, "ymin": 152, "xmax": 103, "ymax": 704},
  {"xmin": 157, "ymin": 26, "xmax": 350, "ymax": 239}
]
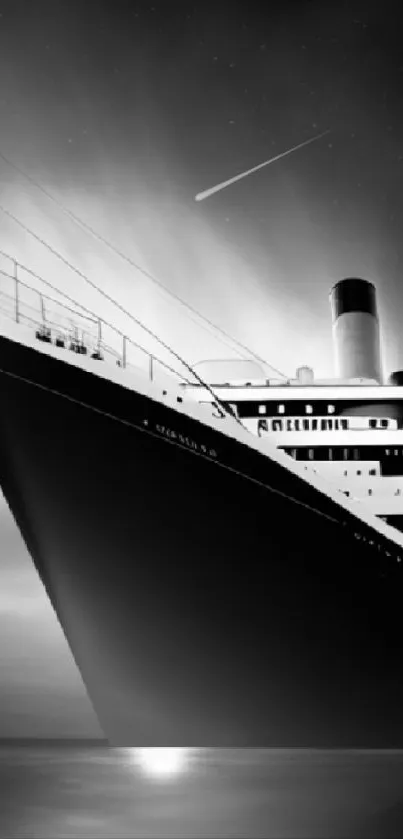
[{"xmin": 195, "ymin": 129, "xmax": 330, "ymax": 202}]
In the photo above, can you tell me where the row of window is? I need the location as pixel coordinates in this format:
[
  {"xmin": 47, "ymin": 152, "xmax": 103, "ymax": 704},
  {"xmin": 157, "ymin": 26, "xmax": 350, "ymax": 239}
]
[
  {"xmin": 258, "ymin": 417, "xmax": 394, "ymax": 433},
  {"xmin": 273, "ymin": 403, "xmax": 335, "ymax": 416},
  {"xmin": 259, "ymin": 417, "xmax": 346, "ymax": 433},
  {"xmin": 229, "ymin": 400, "xmax": 400, "ymax": 425},
  {"xmin": 341, "ymin": 468, "xmax": 378, "ymax": 476},
  {"xmin": 281, "ymin": 446, "xmax": 403, "ymax": 462},
  {"xmin": 343, "ymin": 488, "xmax": 402, "ymax": 497},
  {"xmin": 229, "ymin": 401, "xmax": 339, "ymax": 417}
]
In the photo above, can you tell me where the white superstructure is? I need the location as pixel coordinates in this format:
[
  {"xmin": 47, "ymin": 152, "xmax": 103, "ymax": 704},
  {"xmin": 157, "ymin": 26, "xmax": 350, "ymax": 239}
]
[{"xmin": 185, "ymin": 278, "xmax": 403, "ymax": 533}]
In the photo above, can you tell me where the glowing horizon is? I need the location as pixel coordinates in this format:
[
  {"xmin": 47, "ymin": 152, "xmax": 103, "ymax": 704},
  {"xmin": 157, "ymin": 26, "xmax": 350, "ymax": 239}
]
[{"xmin": 130, "ymin": 748, "xmax": 192, "ymax": 779}]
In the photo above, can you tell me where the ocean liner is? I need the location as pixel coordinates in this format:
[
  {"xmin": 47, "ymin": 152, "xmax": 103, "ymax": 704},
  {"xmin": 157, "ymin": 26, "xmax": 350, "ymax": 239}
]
[{"xmin": 0, "ymin": 255, "xmax": 403, "ymax": 747}]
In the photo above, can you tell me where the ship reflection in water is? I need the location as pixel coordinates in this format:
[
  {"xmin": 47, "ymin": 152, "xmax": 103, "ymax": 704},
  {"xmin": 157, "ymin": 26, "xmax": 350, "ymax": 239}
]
[{"xmin": 1, "ymin": 746, "xmax": 403, "ymax": 838}]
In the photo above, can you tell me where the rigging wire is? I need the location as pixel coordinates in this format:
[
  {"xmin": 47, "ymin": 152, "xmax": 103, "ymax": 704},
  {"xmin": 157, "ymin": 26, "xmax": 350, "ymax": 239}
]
[
  {"xmin": 0, "ymin": 202, "xmax": 244, "ymax": 425},
  {"xmin": 0, "ymin": 147, "xmax": 288, "ymax": 379}
]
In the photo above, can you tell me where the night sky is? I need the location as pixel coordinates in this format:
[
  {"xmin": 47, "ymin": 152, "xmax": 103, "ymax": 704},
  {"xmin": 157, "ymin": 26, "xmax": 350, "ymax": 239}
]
[{"xmin": 1, "ymin": 0, "xmax": 403, "ymax": 736}]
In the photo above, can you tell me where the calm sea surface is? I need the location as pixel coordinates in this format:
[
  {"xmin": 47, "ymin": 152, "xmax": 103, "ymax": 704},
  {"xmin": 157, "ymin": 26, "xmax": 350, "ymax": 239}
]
[{"xmin": 1, "ymin": 747, "xmax": 403, "ymax": 838}]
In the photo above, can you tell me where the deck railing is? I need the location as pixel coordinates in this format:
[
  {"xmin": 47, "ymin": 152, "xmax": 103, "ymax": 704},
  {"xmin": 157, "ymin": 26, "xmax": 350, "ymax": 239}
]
[{"xmin": 0, "ymin": 252, "xmax": 196, "ymax": 386}]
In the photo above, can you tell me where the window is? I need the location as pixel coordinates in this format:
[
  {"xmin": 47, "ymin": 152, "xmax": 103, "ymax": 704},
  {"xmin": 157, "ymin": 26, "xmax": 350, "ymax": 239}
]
[
  {"xmin": 272, "ymin": 419, "xmax": 283, "ymax": 432},
  {"xmin": 312, "ymin": 419, "xmax": 318, "ymax": 431},
  {"xmin": 381, "ymin": 419, "xmax": 388, "ymax": 429},
  {"xmin": 294, "ymin": 419, "xmax": 300, "ymax": 431},
  {"xmin": 341, "ymin": 419, "xmax": 348, "ymax": 430},
  {"xmin": 303, "ymin": 419, "xmax": 310, "ymax": 430},
  {"xmin": 328, "ymin": 404, "xmax": 335, "ymax": 414},
  {"xmin": 321, "ymin": 419, "xmax": 332, "ymax": 430},
  {"xmin": 257, "ymin": 419, "xmax": 268, "ymax": 435},
  {"xmin": 344, "ymin": 470, "xmax": 348, "ymax": 476},
  {"xmin": 353, "ymin": 448, "xmax": 359, "ymax": 460},
  {"xmin": 357, "ymin": 470, "xmax": 361, "ymax": 475},
  {"xmin": 369, "ymin": 419, "xmax": 377, "ymax": 429},
  {"xmin": 258, "ymin": 405, "xmax": 266, "ymax": 415},
  {"xmin": 308, "ymin": 448, "xmax": 314, "ymax": 460},
  {"xmin": 329, "ymin": 448, "xmax": 333, "ymax": 460},
  {"xmin": 278, "ymin": 404, "xmax": 285, "ymax": 414},
  {"xmin": 368, "ymin": 489, "xmax": 373, "ymax": 496},
  {"xmin": 287, "ymin": 419, "xmax": 293, "ymax": 431},
  {"xmin": 369, "ymin": 469, "xmax": 376, "ymax": 476},
  {"xmin": 305, "ymin": 404, "xmax": 313, "ymax": 414}
]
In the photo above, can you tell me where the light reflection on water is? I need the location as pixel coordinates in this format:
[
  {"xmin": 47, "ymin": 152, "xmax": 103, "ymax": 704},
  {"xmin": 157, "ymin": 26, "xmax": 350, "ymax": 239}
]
[{"xmin": 1, "ymin": 747, "xmax": 403, "ymax": 838}]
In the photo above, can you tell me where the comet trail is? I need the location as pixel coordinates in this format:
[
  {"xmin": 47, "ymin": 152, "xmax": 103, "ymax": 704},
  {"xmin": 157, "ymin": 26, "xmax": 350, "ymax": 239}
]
[{"xmin": 194, "ymin": 129, "xmax": 330, "ymax": 202}]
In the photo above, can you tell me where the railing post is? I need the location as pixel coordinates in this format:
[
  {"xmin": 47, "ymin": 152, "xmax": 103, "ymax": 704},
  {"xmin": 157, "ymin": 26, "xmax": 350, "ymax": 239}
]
[
  {"xmin": 122, "ymin": 335, "xmax": 127, "ymax": 369},
  {"xmin": 39, "ymin": 293, "xmax": 46, "ymax": 325},
  {"xmin": 14, "ymin": 260, "xmax": 19, "ymax": 324},
  {"xmin": 149, "ymin": 355, "xmax": 154, "ymax": 381}
]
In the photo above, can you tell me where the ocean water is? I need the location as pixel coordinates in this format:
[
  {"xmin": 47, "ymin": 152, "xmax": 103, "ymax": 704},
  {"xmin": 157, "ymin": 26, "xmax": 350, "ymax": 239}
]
[{"xmin": 1, "ymin": 746, "xmax": 403, "ymax": 838}]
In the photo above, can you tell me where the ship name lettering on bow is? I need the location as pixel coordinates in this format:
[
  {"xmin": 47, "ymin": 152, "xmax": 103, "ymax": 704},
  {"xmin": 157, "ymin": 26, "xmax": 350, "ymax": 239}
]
[{"xmin": 154, "ymin": 423, "xmax": 217, "ymax": 457}]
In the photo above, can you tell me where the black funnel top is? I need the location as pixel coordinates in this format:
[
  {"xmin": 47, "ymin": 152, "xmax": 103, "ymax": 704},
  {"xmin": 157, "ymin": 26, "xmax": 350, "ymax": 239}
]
[{"xmin": 330, "ymin": 278, "xmax": 378, "ymax": 322}]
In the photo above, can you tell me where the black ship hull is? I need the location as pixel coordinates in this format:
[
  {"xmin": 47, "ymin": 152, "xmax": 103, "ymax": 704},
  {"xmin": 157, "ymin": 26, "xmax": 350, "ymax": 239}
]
[{"xmin": 0, "ymin": 332, "xmax": 403, "ymax": 747}]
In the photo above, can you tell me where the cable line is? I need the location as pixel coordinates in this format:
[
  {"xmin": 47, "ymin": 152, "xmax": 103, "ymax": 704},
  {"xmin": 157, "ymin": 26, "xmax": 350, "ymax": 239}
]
[
  {"xmin": 0, "ymin": 203, "xmax": 243, "ymax": 425},
  {"xmin": 0, "ymin": 147, "xmax": 288, "ymax": 379}
]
